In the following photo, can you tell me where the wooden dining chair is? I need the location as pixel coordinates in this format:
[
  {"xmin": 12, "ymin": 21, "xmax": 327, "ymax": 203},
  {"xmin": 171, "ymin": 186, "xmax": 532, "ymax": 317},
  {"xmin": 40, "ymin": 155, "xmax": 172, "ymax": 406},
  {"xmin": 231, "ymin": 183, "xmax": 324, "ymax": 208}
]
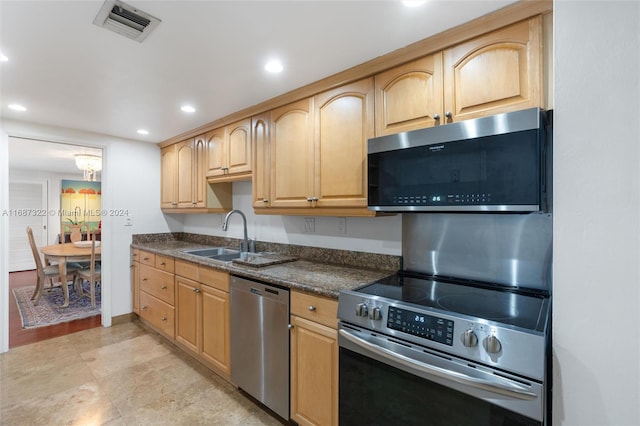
[
  {"xmin": 26, "ymin": 226, "xmax": 80, "ymax": 305},
  {"xmin": 76, "ymin": 232, "xmax": 101, "ymax": 308}
]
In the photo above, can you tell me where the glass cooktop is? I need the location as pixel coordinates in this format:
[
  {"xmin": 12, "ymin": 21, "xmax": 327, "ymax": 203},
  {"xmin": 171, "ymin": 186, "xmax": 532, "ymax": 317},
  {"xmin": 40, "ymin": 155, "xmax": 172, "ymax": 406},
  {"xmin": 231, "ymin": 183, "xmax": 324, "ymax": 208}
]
[{"xmin": 357, "ymin": 273, "xmax": 550, "ymax": 332}]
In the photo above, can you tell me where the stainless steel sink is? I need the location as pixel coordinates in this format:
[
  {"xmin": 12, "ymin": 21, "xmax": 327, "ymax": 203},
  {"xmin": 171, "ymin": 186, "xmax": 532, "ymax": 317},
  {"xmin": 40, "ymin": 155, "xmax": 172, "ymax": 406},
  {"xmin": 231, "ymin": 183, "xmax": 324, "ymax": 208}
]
[{"xmin": 182, "ymin": 247, "xmax": 240, "ymax": 261}]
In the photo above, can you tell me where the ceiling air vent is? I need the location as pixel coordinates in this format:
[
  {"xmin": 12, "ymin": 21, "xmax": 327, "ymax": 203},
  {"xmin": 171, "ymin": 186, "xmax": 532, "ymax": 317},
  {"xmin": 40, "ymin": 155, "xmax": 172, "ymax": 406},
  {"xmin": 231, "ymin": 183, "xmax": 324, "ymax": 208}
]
[{"xmin": 93, "ymin": 0, "xmax": 160, "ymax": 42}]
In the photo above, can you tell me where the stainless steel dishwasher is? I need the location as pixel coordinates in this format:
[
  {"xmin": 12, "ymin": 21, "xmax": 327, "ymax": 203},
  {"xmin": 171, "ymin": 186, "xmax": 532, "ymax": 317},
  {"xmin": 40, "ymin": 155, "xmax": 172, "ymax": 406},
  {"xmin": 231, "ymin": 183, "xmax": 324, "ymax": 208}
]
[{"xmin": 230, "ymin": 275, "xmax": 290, "ymax": 420}]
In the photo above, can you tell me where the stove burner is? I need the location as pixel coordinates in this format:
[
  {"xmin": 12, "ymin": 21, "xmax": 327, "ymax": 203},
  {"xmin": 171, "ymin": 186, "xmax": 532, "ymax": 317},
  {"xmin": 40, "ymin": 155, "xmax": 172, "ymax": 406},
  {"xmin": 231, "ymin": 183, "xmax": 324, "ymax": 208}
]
[{"xmin": 436, "ymin": 294, "xmax": 518, "ymax": 321}]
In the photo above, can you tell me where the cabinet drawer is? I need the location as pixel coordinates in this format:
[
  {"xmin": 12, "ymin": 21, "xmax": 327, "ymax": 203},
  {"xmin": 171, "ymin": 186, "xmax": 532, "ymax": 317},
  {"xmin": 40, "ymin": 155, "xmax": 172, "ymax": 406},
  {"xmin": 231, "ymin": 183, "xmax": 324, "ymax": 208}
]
[
  {"xmin": 139, "ymin": 250, "xmax": 155, "ymax": 267},
  {"xmin": 175, "ymin": 260, "xmax": 199, "ymax": 281},
  {"xmin": 291, "ymin": 291, "xmax": 338, "ymax": 329},
  {"xmin": 139, "ymin": 264, "xmax": 175, "ymax": 305},
  {"xmin": 200, "ymin": 267, "xmax": 229, "ymax": 292},
  {"xmin": 155, "ymin": 255, "xmax": 175, "ymax": 273},
  {"xmin": 140, "ymin": 291, "xmax": 175, "ymax": 338}
]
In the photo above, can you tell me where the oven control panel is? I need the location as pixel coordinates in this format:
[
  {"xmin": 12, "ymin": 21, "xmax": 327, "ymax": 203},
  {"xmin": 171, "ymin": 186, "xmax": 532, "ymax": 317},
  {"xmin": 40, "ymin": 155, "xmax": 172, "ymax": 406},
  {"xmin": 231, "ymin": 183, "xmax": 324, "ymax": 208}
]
[{"xmin": 387, "ymin": 306, "xmax": 454, "ymax": 346}]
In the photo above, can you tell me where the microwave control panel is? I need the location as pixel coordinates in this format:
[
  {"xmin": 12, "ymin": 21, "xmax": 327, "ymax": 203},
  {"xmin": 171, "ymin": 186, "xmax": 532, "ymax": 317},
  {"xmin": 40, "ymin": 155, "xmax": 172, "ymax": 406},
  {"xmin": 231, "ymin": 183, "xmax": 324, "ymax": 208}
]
[{"xmin": 393, "ymin": 193, "xmax": 492, "ymax": 206}]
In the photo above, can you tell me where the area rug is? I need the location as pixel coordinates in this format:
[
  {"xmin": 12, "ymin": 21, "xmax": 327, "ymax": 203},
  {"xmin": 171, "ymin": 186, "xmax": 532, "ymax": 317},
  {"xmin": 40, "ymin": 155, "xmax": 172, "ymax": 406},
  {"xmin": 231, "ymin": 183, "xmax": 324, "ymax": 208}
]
[{"xmin": 12, "ymin": 281, "xmax": 101, "ymax": 329}]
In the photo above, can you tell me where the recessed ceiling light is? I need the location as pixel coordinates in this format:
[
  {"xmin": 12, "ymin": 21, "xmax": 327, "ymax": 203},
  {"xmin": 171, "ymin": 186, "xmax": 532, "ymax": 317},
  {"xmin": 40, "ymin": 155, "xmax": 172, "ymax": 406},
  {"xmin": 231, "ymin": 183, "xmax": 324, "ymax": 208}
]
[
  {"xmin": 0, "ymin": 53, "xmax": 8, "ymax": 62},
  {"xmin": 403, "ymin": 0, "xmax": 426, "ymax": 7},
  {"xmin": 181, "ymin": 105, "xmax": 196, "ymax": 113},
  {"xmin": 264, "ymin": 59, "xmax": 283, "ymax": 73},
  {"xmin": 8, "ymin": 104, "xmax": 27, "ymax": 111},
  {"xmin": 137, "ymin": 129, "xmax": 149, "ymax": 135}
]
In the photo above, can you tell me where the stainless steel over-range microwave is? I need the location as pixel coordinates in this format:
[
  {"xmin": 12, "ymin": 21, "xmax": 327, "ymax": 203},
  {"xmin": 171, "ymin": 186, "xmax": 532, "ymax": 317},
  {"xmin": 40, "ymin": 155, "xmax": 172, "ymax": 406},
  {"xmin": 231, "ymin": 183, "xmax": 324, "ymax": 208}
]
[{"xmin": 367, "ymin": 107, "xmax": 553, "ymax": 213}]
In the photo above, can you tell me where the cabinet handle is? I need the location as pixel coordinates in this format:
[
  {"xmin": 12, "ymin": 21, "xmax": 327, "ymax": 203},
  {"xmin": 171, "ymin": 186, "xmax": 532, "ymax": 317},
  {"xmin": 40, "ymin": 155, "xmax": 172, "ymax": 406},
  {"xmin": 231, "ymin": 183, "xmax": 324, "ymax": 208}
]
[
  {"xmin": 262, "ymin": 198, "xmax": 269, "ymax": 203},
  {"xmin": 160, "ymin": 262, "xmax": 166, "ymax": 266},
  {"xmin": 161, "ymin": 285, "xmax": 167, "ymax": 290},
  {"xmin": 193, "ymin": 288, "xmax": 201, "ymax": 293},
  {"xmin": 143, "ymin": 257, "xmax": 150, "ymax": 261},
  {"xmin": 445, "ymin": 111, "xmax": 453, "ymax": 119},
  {"xmin": 306, "ymin": 197, "xmax": 313, "ymax": 202},
  {"xmin": 288, "ymin": 324, "xmax": 294, "ymax": 330},
  {"xmin": 142, "ymin": 278, "xmax": 148, "ymax": 282},
  {"xmin": 433, "ymin": 113, "xmax": 440, "ymax": 120},
  {"xmin": 161, "ymin": 316, "xmax": 167, "ymax": 321},
  {"xmin": 308, "ymin": 305, "xmax": 316, "ymax": 312},
  {"xmin": 311, "ymin": 197, "xmax": 318, "ymax": 202},
  {"xmin": 142, "ymin": 305, "xmax": 148, "ymax": 310}
]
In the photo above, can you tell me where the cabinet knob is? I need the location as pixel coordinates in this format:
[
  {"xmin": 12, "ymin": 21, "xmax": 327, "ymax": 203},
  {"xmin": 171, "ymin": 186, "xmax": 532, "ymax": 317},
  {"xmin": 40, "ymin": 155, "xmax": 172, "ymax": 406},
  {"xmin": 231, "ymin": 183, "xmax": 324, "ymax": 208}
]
[
  {"xmin": 161, "ymin": 316, "xmax": 167, "ymax": 321},
  {"xmin": 142, "ymin": 305, "xmax": 148, "ymax": 310},
  {"xmin": 142, "ymin": 278, "xmax": 148, "ymax": 282},
  {"xmin": 308, "ymin": 305, "xmax": 316, "ymax": 312},
  {"xmin": 288, "ymin": 324, "xmax": 294, "ymax": 330},
  {"xmin": 262, "ymin": 198, "xmax": 269, "ymax": 203},
  {"xmin": 193, "ymin": 288, "xmax": 201, "ymax": 293},
  {"xmin": 143, "ymin": 257, "xmax": 150, "ymax": 261},
  {"xmin": 433, "ymin": 113, "xmax": 440, "ymax": 120},
  {"xmin": 311, "ymin": 197, "xmax": 318, "ymax": 202},
  {"xmin": 306, "ymin": 197, "xmax": 313, "ymax": 202},
  {"xmin": 160, "ymin": 262, "xmax": 166, "ymax": 266},
  {"xmin": 445, "ymin": 111, "xmax": 453, "ymax": 119},
  {"xmin": 161, "ymin": 285, "xmax": 167, "ymax": 290},
  {"xmin": 171, "ymin": 202, "xmax": 178, "ymax": 206}
]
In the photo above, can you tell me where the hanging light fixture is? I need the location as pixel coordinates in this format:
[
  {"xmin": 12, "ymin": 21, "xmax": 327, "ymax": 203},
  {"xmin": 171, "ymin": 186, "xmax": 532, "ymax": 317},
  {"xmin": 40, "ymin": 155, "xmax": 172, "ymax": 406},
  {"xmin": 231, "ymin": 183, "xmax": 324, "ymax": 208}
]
[{"xmin": 75, "ymin": 154, "xmax": 102, "ymax": 181}]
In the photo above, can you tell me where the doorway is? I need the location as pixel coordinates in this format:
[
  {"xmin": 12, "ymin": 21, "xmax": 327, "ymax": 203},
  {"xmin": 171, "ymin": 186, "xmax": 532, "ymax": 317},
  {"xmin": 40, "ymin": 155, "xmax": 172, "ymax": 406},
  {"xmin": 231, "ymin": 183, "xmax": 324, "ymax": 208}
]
[{"xmin": 7, "ymin": 137, "xmax": 104, "ymax": 348}]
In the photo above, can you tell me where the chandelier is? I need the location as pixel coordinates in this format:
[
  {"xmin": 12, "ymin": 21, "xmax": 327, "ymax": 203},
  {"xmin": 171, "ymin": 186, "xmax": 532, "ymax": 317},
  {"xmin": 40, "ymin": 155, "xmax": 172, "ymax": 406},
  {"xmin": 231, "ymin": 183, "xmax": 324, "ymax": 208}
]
[{"xmin": 75, "ymin": 154, "xmax": 102, "ymax": 181}]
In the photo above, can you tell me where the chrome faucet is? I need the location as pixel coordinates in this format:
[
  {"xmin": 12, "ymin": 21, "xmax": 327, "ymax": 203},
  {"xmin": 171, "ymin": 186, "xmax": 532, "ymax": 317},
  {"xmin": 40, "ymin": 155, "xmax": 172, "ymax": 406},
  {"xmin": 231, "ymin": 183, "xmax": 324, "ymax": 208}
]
[{"xmin": 222, "ymin": 209, "xmax": 253, "ymax": 253}]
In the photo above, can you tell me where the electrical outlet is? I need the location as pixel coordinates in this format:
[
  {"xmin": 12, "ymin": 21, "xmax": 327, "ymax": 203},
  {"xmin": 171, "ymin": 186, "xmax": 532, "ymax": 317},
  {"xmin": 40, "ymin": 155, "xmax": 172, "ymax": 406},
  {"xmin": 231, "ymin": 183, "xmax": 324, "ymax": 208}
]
[
  {"xmin": 338, "ymin": 217, "xmax": 347, "ymax": 235},
  {"xmin": 304, "ymin": 217, "xmax": 315, "ymax": 233}
]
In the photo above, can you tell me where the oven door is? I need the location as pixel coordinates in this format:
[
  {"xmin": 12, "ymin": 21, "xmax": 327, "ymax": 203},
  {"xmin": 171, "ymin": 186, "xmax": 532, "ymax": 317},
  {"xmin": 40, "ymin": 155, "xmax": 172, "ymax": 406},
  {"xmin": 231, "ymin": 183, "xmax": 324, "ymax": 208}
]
[{"xmin": 338, "ymin": 324, "xmax": 545, "ymax": 426}]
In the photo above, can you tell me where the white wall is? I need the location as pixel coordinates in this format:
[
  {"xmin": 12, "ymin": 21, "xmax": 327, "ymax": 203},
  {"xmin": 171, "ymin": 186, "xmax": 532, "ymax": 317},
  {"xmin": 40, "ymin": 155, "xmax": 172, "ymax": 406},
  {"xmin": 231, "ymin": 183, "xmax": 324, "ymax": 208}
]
[
  {"xmin": 181, "ymin": 181, "xmax": 402, "ymax": 255},
  {"xmin": 553, "ymin": 1, "xmax": 640, "ymax": 425},
  {"xmin": 0, "ymin": 129, "xmax": 10, "ymax": 352}
]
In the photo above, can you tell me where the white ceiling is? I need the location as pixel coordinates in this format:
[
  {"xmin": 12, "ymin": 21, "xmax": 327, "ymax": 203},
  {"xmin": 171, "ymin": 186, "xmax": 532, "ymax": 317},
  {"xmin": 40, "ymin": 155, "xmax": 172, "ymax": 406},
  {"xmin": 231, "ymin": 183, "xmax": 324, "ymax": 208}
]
[{"xmin": 1, "ymin": 0, "xmax": 516, "ymax": 171}]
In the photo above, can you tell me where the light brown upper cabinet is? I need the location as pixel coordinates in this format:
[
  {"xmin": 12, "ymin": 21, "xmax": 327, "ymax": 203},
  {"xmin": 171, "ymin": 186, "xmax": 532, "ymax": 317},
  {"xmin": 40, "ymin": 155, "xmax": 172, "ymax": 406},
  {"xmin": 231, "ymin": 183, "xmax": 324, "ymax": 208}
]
[
  {"xmin": 265, "ymin": 78, "xmax": 374, "ymax": 213},
  {"xmin": 269, "ymin": 98, "xmax": 315, "ymax": 209},
  {"xmin": 206, "ymin": 118, "xmax": 252, "ymax": 182},
  {"xmin": 161, "ymin": 136, "xmax": 232, "ymax": 213},
  {"xmin": 375, "ymin": 16, "xmax": 543, "ymax": 136},
  {"xmin": 251, "ymin": 112, "xmax": 271, "ymax": 209},
  {"xmin": 375, "ymin": 54, "xmax": 444, "ymax": 136}
]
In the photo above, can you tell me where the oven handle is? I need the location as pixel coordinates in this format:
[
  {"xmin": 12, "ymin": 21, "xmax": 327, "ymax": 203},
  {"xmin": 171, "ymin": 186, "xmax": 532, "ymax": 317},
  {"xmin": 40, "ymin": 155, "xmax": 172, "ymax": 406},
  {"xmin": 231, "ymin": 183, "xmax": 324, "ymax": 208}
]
[{"xmin": 339, "ymin": 328, "xmax": 537, "ymax": 401}]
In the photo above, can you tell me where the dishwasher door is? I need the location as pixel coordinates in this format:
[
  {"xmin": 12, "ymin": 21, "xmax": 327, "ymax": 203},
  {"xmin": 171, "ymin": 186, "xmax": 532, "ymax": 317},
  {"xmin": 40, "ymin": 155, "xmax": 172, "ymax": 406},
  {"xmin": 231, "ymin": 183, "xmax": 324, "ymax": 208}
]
[{"xmin": 230, "ymin": 275, "xmax": 290, "ymax": 420}]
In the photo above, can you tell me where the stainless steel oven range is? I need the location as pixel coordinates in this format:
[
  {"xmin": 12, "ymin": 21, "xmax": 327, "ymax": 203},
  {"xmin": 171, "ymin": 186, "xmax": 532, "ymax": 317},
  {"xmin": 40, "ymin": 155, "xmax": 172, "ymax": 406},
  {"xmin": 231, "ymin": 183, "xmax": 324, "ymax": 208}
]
[{"xmin": 337, "ymin": 213, "xmax": 553, "ymax": 426}]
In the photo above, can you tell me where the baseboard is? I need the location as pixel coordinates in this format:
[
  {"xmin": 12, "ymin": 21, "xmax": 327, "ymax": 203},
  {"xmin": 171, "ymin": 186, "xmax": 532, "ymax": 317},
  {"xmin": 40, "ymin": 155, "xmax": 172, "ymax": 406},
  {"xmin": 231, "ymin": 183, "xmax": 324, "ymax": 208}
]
[{"xmin": 111, "ymin": 312, "xmax": 136, "ymax": 326}]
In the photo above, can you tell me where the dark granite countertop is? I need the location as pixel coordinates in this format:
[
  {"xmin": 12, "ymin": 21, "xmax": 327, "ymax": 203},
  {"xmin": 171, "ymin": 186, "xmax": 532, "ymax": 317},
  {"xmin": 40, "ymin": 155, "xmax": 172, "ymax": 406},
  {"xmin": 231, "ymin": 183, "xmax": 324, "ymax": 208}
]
[{"xmin": 131, "ymin": 238, "xmax": 397, "ymax": 299}]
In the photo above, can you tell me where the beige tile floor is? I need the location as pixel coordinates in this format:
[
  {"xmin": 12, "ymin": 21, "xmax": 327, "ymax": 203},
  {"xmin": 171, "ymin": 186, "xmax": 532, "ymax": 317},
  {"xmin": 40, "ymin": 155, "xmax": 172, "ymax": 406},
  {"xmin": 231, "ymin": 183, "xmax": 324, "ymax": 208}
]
[{"xmin": 0, "ymin": 321, "xmax": 285, "ymax": 425}]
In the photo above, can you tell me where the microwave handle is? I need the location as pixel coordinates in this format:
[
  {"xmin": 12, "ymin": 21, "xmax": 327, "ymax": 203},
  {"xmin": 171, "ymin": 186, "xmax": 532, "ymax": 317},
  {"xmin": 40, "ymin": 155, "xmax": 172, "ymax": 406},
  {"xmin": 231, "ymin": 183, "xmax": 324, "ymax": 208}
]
[{"xmin": 339, "ymin": 328, "xmax": 537, "ymax": 400}]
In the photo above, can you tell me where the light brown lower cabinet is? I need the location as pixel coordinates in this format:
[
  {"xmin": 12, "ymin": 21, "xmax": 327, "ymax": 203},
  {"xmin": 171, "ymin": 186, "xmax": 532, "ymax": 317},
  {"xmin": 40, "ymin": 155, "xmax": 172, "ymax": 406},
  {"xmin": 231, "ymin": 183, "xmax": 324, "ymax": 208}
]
[
  {"xmin": 175, "ymin": 260, "xmax": 231, "ymax": 378},
  {"xmin": 290, "ymin": 291, "xmax": 338, "ymax": 426}
]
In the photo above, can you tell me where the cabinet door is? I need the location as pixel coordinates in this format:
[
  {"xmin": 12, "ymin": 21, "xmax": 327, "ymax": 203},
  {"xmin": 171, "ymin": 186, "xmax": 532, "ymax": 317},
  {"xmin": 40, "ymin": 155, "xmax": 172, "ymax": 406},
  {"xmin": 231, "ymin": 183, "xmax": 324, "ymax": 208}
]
[
  {"xmin": 314, "ymin": 78, "xmax": 374, "ymax": 208},
  {"xmin": 270, "ymin": 98, "xmax": 315, "ymax": 208},
  {"xmin": 290, "ymin": 316, "xmax": 338, "ymax": 426},
  {"xmin": 201, "ymin": 285, "xmax": 230, "ymax": 376},
  {"xmin": 175, "ymin": 276, "xmax": 200, "ymax": 354},
  {"xmin": 374, "ymin": 54, "xmax": 444, "ymax": 136},
  {"xmin": 193, "ymin": 135, "xmax": 207, "ymax": 207},
  {"xmin": 206, "ymin": 127, "xmax": 227, "ymax": 178},
  {"xmin": 176, "ymin": 139, "xmax": 195, "ymax": 208},
  {"xmin": 160, "ymin": 145, "xmax": 177, "ymax": 208},
  {"xmin": 227, "ymin": 118, "xmax": 252, "ymax": 177},
  {"xmin": 443, "ymin": 16, "xmax": 543, "ymax": 122},
  {"xmin": 252, "ymin": 113, "xmax": 271, "ymax": 208}
]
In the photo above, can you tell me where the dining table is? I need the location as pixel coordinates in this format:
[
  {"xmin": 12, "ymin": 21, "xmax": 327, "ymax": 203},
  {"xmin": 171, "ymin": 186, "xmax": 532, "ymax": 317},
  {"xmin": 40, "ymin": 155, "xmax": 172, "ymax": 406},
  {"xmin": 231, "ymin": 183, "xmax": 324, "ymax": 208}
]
[{"xmin": 40, "ymin": 242, "xmax": 101, "ymax": 308}]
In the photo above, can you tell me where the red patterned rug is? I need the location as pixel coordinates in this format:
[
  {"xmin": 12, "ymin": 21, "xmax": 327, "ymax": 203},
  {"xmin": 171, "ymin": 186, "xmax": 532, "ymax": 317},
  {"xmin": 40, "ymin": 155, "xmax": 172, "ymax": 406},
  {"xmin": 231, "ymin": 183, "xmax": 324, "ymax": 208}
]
[{"xmin": 12, "ymin": 282, "xmax": 101, "ymax": 329}]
